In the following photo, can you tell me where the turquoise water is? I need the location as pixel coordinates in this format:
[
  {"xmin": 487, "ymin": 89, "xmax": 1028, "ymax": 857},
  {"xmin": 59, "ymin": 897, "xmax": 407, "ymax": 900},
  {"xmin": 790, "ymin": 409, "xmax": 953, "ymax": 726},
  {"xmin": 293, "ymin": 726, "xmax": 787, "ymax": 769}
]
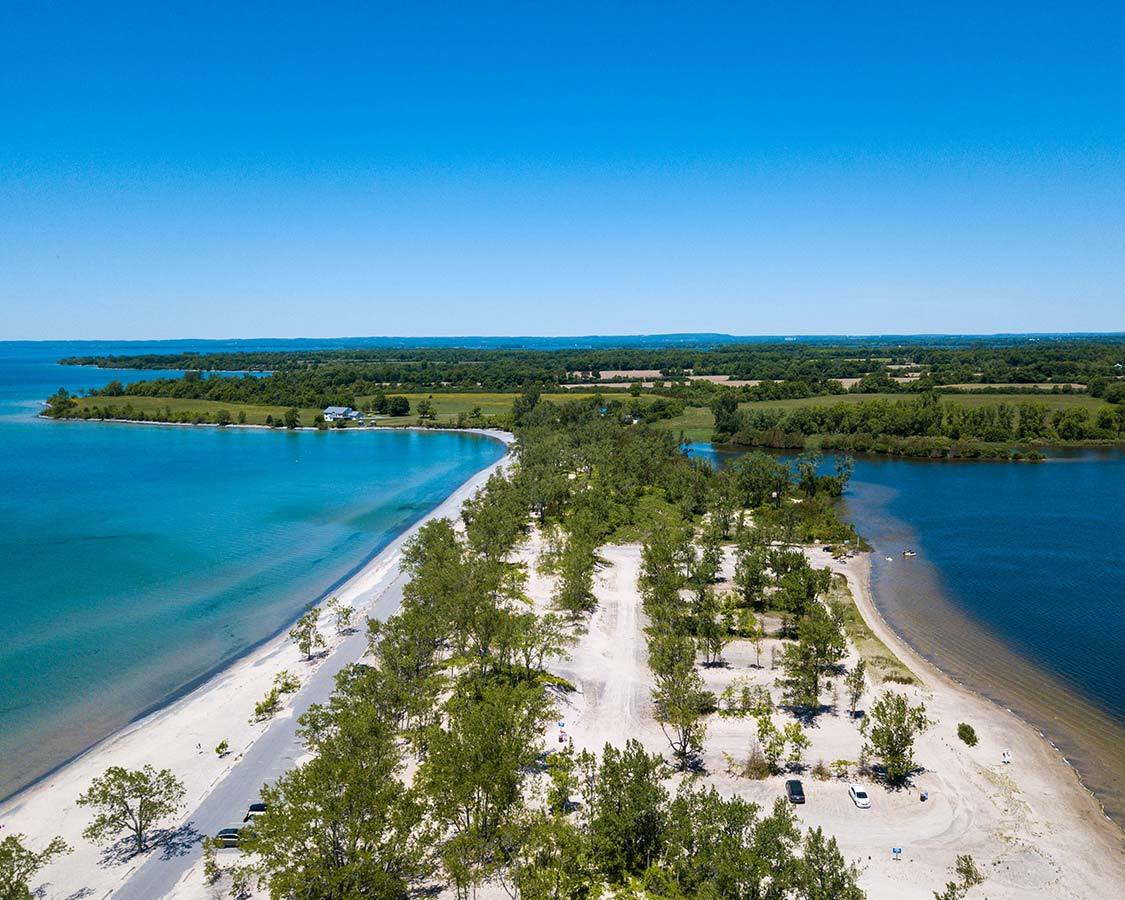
[
  {"xmin": 0, "ymin": 343, "xmax": 504, "ymax": 799},
  {"xmin": 690, "ymin": 442, "xmax": 1125, "ymax": 819}
]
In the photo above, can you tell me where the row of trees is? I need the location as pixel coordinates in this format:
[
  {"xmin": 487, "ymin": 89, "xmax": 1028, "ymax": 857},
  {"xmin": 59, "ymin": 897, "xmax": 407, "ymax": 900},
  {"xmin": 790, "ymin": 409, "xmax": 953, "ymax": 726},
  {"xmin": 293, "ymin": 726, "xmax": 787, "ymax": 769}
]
[
  {"xmin": 61, "ymin": 336, "xmax": 1125, "ymax": 388},
  {"xmin": 717, "ymin": 393, "xmax": 1125, "ymax": 453}
]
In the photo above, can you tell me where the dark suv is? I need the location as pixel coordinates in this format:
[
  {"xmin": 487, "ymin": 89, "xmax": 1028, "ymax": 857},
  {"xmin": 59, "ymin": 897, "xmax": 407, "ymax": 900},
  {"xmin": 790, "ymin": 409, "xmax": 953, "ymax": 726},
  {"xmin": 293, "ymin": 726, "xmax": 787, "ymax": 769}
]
[{"xmin": 785, "ymin": 779, "xmax": 805, "ymax": 804}]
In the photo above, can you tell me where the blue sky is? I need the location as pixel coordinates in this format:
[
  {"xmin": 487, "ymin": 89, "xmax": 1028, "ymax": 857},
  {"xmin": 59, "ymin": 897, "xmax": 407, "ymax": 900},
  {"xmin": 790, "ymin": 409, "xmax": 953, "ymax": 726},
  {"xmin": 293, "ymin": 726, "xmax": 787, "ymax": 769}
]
[{"xmin": 2, "ymin": 1, "xmax": 1123, "ymax": 339}]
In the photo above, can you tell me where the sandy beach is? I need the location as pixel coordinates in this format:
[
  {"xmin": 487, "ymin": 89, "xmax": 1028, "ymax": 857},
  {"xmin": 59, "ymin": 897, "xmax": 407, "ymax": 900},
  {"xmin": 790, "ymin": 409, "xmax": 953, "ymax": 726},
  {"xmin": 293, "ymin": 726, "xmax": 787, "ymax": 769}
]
[
  {"xmin": 8, "ymin": 444, "xmax": 1125, "ymax": 899},
  {"xmin": 0, "ymin": 429, "xmax": 512, "ymax": 900},
  {"xmin": 540, "ymin": 537, "xmax": 1124, "ymax": 899}
]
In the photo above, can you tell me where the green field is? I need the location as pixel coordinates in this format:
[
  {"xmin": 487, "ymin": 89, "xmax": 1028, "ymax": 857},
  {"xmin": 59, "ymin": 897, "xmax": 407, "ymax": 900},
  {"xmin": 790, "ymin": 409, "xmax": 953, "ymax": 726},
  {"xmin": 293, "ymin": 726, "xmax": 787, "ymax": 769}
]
[
  {"xmin": 356, "ymin": 391, "xmax": 603, "ymax": 427},
  {"xmin": 63, "ymin": 391, "xmax": 607, "ymax": 428},
  {"xmin": 64, "ymin": 395, "xmax": 324, "ymax": 426},
  {"xmin": 655, "ymin": 391, "xmax": 1112, "ymax": 442}
]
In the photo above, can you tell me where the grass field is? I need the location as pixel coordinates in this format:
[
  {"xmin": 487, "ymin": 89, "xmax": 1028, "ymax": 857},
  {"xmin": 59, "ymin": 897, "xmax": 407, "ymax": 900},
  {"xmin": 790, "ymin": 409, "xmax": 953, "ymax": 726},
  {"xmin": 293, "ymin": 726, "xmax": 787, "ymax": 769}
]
[
  {"xmin": 63, "ymin": 391, "xmax": 606, "ymax": 428},
  {"xmin": 655, "ymin": 391, "xmax": 1112, "ymax": 442},
  {"xmin": 64, "ymin": 395, "xmax": 324, "ymax": 426}
]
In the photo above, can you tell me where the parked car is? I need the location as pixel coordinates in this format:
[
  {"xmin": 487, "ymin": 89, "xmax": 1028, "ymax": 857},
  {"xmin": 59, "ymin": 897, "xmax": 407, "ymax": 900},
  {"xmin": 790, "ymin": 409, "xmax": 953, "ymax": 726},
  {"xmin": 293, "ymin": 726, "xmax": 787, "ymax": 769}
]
[
  {"xmin": 214, "ymin": 827, "xmax": 243, "ymax": 848},
  {"xmin": 243, "ymin": 802, "xmax": 268, "ymax": 822},
  {"xmin": 785, "ymin": 779, "xmax": 806, "ymax": 804},
  {"xmin": 848, "ymin": 784, "xmax": 871, "ymax": 809}
]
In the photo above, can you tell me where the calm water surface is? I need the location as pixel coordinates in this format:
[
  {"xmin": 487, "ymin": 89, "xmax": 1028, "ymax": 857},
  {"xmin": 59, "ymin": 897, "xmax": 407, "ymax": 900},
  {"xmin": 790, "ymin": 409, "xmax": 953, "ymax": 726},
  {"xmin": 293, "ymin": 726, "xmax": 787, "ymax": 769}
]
[
  {"xmin": 691, "ymin": 443, "xmax": 1125, "ymax": 822},
  {"xmin": 0, "ymin": 343, "xmax": 504, "ymax": 799}
]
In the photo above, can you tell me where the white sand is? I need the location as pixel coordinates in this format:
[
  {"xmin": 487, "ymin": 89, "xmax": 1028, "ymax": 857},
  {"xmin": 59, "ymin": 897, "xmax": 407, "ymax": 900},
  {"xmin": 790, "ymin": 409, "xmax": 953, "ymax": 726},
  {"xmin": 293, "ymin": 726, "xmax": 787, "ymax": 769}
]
[
  {"xmin": 543, "ymin": 541, "xmax": 1125, "ymax": 899},
  {"xmin": 0, "ymin": 430, "xmax": 511, "ymax": 900}
]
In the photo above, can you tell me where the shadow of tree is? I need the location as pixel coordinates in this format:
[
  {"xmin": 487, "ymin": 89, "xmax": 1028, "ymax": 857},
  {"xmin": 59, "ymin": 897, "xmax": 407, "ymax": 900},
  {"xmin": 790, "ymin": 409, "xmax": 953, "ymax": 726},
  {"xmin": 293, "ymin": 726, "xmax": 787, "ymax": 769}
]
[
  {"xmin": 155, "ymin": 822, "xmax": 202, "ymax": 860},
  {"xmin": 96, "ymin": 821, "xmax": 202, "ymax": 867}
]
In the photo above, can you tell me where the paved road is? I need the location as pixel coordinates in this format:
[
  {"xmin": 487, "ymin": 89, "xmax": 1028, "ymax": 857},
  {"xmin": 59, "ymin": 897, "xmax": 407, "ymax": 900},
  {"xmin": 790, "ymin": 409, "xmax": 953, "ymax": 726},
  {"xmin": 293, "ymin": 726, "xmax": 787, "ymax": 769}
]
[
  {"xmin": 113, "ymin": 567, "xmax": 408, "ymax": 900},
  {"xmin": 113, "ymin": 444, "xmax": 510, "ymax": 899}
]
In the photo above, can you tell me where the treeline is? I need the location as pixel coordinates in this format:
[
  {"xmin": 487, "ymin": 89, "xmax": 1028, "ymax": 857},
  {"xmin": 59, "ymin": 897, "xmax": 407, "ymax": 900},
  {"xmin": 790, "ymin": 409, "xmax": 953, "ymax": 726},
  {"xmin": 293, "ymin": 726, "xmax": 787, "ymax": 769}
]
[
  {"xmin": 212, "ymin": 400, "xmax": 868, "ymax": 897},
  {"xmin": 714, "ymin": 393, "xmax": 1125, "ymax": 458},
  {"xmin": 60, "ymin": 336, "xmax": 1125, "ymax": 390}
]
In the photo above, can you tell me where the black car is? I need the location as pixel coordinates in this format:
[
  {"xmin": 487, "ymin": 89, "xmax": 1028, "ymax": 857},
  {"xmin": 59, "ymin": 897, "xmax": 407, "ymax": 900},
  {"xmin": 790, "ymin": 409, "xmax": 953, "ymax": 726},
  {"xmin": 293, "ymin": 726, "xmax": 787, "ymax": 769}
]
[
  {"xmin": 243, "ymin": 802, "xmax": 268, "ymax": 822},
  {"xmin": 785, "ymin": 779, "xmax": 805, "ymax": 804},
  {"xmin": 214, "ymin": 827, "xmax": 243, "ymax": 848}
]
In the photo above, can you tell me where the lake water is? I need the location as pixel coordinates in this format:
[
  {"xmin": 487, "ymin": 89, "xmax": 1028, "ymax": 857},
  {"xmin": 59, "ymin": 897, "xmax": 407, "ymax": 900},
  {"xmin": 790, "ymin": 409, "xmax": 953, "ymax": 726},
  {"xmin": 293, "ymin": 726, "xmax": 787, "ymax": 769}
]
[
  {"xmin": 689, "ymin": 443, "xmax": 1125, "ymax": 823},
  {"xmin": 0, "ymin": 343, "xmax": 504, "ymax": 800}
]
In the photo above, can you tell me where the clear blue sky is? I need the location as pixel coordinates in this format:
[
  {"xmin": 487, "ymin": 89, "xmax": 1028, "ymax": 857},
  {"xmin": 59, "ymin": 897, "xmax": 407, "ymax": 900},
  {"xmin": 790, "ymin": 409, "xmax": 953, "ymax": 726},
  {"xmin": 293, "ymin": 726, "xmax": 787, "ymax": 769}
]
[{"xmin": 2, "ymin": 1, "xmax": 1123, "ymax": 339}]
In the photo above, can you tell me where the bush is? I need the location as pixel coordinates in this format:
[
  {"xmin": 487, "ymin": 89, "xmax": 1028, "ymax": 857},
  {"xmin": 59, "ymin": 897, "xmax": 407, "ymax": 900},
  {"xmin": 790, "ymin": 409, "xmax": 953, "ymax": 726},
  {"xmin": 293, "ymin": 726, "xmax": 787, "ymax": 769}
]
[
  {"xmin": 741, "ymin": 742, "xmax": 772, "ymax": 780},
  {"xmin": 252, "ymin": 687, "xmax": 282, "ymax": 722},
  {"xmin": 273, "ymin": 670, "xmax": 300, "ymax": 693},
  {"xmin": 957, "ymin": 722, "xmax": 978, "ymax": 746},
  {"xmin": 812, "ymin": 758, "xmax": 830, "ymax": 780}
]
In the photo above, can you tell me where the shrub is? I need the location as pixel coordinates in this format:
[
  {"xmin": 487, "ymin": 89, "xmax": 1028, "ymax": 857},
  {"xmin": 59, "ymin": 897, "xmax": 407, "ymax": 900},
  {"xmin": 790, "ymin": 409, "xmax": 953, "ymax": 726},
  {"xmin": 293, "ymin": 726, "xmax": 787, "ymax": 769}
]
[
  {"xmin": 252, "ymin": 687, "xmax": 282, "ymax": 722},
  {"xmin": 215, "ymin": 739, "xmax": 229, "ymax": 757},
  {"xmin": 957, "ymin": 722, "xmax": 978, "ymax": 747},
  {"xmin": 812, "ymin": 758, "xmax": 830, "ymax": 780},
  {"xmin": 741, "ymin": 742, "xmax": 772, "ymax": 780},
  {"xmin": 273, "ymin": 670, "xmax": 300, "ymax": 693}
]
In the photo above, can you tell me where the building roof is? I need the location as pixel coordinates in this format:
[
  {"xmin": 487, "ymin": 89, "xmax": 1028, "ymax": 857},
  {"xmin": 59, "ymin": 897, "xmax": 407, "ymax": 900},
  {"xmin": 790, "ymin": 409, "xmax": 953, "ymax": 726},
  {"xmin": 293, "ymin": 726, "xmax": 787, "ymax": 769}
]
[{"xmin": 324, "ymin": 406, "xmax": 352, "ymax": 415}]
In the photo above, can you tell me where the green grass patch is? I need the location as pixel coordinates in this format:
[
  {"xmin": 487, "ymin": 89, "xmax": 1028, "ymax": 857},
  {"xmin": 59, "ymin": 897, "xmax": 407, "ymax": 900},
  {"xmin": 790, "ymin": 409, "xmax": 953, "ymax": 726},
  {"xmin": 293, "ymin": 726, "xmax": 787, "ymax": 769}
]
[
  {"xmin": 64, "ymin": 395, "xmax": 323, "ymax": 426},
  {"xmin": 827, "ymin": 574, "xmax": 916, "ymax": 685}
]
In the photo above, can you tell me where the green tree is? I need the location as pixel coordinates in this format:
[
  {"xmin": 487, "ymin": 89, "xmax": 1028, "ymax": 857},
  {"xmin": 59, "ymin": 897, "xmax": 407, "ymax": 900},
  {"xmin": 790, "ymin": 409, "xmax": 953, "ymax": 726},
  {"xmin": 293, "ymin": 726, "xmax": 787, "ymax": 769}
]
[
  {"xmin": 730, "ymin": 451, "xmax": 789, "ymax": 507},
  {"xmin": 76, "ymin": 765, "xmax": 186, "ymax": 855},
  {"xmin": 692, "ymin": 587, "xmax": 730, "ymax": 665},
  {"xmin": 326, "ymin": 596, "xmax": 354, "ymax": 633},
  {"xmin": 388, "ymin": 396, "xmax": 410, "ymax": 416},
  {"xmin": 710, "ymin": 393, "xmax": 740, "ymax": 438},
  {"xmin": 649, "ymin": 629, "xmax": 710, "ymax": 769},
  {"xmin": 755, "ymin": 715, "xmax": 787, "ymax": 774},
  {"xmin": 868, "ymin": 691, "xmax": 930, "ymax": 783},
  {"xmin": 733, "ymin": 543, "xmax": 769, "ymax": 607},
  {"xmin": 499, "ymin": 811, "xmax": 596, "ymax": 900},
  {"xmin": 247, "ymin": 695, "xmax": 428, "ymax": 899},
  {"xmin": 417, "ymin": 397, "xmax": 435, "ymax": 419},
  {"xmin": 845, "ymin": 658, "xmax": 867, "ymax": 717},
  {"xmin": 289, "ymin": 603, "xmax": 325, "ymax": 659},
  {"xmin": 0, "ymin": 834, "xmax": 71, "ymax": 900},
  {"xmin": 583, "ymin": 740, "xmax": 668, "ymax": 881},
  {"xmin": 778, "ymin": 603, "xmax": 846, "ymax": 710},
  {"xmin": 216, "ymin": 408, "xmax": 232, "ymax": 426},
  {"xmin": 798, "ymin": 826, "xmax": 865, "ymax": 899},
  {"xmin": 417, "ymin": 681, "xmax": 549, "ymax": 892},
  {"xmin": 283, "ymin": 407, "xmax": 300, "ymax": 429}
]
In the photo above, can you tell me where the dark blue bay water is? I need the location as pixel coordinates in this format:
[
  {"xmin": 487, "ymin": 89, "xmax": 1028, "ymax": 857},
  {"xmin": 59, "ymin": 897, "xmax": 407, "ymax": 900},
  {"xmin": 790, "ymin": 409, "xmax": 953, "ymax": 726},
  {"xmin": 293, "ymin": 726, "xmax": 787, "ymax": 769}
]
[
  {"xmin": 0, "ymin": 343, "xmax": 504, "ymax": 799},
  {"xmin": 690, "ymin": 443, "xmax": 1125, "ymax": 821}
]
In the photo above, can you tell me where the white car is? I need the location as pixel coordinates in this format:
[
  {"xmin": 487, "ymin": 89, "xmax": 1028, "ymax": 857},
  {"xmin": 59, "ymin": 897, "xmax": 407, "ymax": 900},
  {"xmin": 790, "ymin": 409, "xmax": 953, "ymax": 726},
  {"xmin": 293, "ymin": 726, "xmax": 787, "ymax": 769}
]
[{"xmin": 848, "ymin": 784, "xmax": 871, "ymax": 809}]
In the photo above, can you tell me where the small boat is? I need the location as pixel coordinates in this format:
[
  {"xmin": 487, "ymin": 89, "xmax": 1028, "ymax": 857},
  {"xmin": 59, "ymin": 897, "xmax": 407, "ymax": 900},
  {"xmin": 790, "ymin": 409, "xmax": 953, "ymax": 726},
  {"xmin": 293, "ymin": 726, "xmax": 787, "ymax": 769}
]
[
  {"xmin": 885, "ymin": 556, "xmax": 894, "ymax": 562},
  {"xmin": 902, "ymin": 549, "xmax": 917, "ymax": 557}
]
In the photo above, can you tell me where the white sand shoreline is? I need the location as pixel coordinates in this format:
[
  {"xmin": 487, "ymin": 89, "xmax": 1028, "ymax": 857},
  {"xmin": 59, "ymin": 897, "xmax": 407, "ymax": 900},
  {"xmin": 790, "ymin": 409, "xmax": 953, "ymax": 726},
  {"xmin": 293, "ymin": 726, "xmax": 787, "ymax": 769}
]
[
  {"xmin": 1, "ymin": 429, "xmax": 513, "ymax": 899},
  {"xmin": 546, "ymin": 539, "xmax": 1124, "ymax": 899},
  {"xmin": 847, "ymin": 553, "xmax": 1121, "ymax": 828}
]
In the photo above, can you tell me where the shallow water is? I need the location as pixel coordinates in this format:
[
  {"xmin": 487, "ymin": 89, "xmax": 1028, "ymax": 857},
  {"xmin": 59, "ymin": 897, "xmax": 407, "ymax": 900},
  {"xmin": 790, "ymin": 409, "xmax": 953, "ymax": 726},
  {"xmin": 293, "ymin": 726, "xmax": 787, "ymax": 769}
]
[
  {"xmin": 690, "ymin": 443, "xmax": 1125, "ymax": 823},
  {"xmin": 0, "ymin": 343, "xmax": 504, "ymax": 799}
]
